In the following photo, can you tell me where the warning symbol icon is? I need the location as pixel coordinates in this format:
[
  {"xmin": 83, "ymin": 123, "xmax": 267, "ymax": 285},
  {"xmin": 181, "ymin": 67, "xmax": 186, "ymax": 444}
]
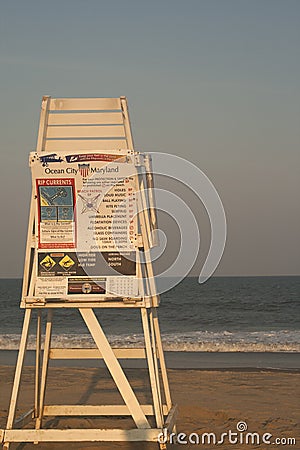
[
  {"xmin": 82, "ymin": 283, "xmax": 92, "ymax": 294},
  {"xmin": 59, "ymin": 255, "xmax": 75, "ymax": 271},
  {"xmin": 40, "ymin": 255, "xmax": 56, "ymax": 271}
]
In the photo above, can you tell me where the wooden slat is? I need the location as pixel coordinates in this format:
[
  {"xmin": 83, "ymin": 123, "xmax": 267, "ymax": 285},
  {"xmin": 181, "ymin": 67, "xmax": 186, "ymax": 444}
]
[
  {"xmin": 50, "ymin": 98, "xmax": 121, "ymax": 111},
  {"xmin": 3, "ymin": 428, "xmax": 160, "ymax": 443},
  {"xmin": 22, "ymin": 299, "xmax": 145, "ymax": 309},
  {"xmin": 120, "ymin": 97, "xmax": 134, "ymax": 148},
  {"xmin": 36, "ymin": 96, "xmax": 51, "ymax": 153},
  {"xmin": 44, "ymin": 139, "xmax": 128, "ymax": 151},
  {"xmin": 47, "ymin": 125, "xmax": 125, "ymax": 139},
  {"xmin": 48, "ymin": 112, "xmax": 124, "ymax": 125},
  {"xmin": 43, "ymin": 404, "xmax": 168, "ymax": 416},
  {"xmin": 49, "ymin": 348, "xmax": 146, "ymax": 360}
]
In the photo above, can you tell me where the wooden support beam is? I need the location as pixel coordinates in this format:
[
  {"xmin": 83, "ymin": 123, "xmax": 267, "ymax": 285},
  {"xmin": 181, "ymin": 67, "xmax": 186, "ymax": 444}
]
[
  {"xmin": 23, "ymin": 299, "xmax": 145, "ymax": 308},
  {"xmin": 164, "ymin": 405, "xmax": 178, "ymax": 432},
  {"xmin": 49, "ymin": 97, "xmax": 121, "ymax": 111},
  {"xmin": 36, "ymin": 96, "xmax": 50, "ymax": 153},
  {"xmin": 3, "ymin": 428, "xmax": 160, "ymax": 443},
  {"xmin": 35, "ymin": 311, "xmax": 53, "ymax": 430},
  {"xmin": 80, "ymin": 308, "xmax": 150, "ymax": 429},
  {"xmin": 48, "ymin": 111, "xmax": 124, "ymax": 125},
  {"xmin": 47, "ymin": 125, "xmax": 125, "ymax": 139},
  {"xmin": 43, "ymin": 404, "xmax": 169, "ymax": 416},
  {"xmin": 49, "ymin": 348, "xmax": 146, "ymax": 360},
  {"xmin": 5, "ymin": 309, "xmax": 32, "ymax": 430},
  {"xmin": 44, "ymin": 139, "xmax": 127, "ymax": 151}
]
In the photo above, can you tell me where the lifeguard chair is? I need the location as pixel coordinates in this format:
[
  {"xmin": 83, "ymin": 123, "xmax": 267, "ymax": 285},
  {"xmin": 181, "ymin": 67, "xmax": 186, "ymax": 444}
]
[{"xmin": 1, "ymin": 97, "xmax": 177, "ymax": 449}]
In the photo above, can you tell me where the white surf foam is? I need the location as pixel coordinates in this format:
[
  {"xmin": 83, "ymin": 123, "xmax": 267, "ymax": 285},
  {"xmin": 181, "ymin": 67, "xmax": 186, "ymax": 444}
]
[{"xmin": 0, "ymin": 330, "xmax": 299, "ymax": 352}]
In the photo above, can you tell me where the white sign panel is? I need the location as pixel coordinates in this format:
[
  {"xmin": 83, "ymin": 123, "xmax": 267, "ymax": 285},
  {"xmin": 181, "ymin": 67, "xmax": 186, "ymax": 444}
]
[{"xmin": 31, "ymin": 151, "xmax": 139, "ymax": 298}]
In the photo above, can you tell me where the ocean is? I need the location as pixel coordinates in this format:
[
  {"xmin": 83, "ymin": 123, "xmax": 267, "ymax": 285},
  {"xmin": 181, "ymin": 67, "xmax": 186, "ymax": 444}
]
[
  {"xmin": 0, "ymin": 276, "xmax": 299, "ymax": 353},
  {"xmin": 0, "ymin": 277, "xmax": 300, "ymax": 352}
]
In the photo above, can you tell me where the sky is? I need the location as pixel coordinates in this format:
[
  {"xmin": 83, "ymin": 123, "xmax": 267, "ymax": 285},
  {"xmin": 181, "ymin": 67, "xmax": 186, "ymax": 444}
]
[{"xmin": 0, "ymin": 0, "xmax": 299, "ymax": 278}]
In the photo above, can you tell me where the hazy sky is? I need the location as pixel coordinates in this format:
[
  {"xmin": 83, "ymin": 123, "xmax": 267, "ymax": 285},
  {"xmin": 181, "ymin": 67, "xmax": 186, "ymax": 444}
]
[{"xmin": 0, "ymin": 1, "xmax": 299, "ymax": 277}]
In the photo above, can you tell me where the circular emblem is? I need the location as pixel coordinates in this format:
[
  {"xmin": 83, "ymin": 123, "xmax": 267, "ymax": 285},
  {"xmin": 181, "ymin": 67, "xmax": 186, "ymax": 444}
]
[{"xmin": 82, "ymin": 283, "xmax": 92, "ymax": 294}]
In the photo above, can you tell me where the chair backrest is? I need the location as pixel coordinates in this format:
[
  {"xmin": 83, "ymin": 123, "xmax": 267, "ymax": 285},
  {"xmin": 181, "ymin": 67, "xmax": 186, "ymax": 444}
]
[{"xmin": 36, "ymin": 96, "xmax": 134, "ymax": 154}]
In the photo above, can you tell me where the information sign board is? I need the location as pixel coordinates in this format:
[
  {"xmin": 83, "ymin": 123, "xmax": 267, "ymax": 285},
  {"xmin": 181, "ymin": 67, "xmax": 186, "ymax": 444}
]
[{"xmin": 30, "ymin": 151, "xmax": 139, "ymax": 298}]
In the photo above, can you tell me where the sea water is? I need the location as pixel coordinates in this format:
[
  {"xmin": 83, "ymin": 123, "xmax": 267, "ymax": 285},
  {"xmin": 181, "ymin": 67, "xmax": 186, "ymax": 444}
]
[{"xmin": 0, "ymin": 277, "xmax": 299, "ymax": 352}]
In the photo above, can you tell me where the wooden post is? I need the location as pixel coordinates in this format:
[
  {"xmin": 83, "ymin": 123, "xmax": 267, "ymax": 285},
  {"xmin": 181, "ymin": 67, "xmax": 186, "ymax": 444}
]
[
  {"xmin": 34, "ymin": 311, "xmax": 42, "ymax": 419},
  {"xmin": 35, "ymin": 310, "xmax": 53, "ymax": 430},
  {"xmin": 3, "ymin": 309, "xmax": 32, "ymax": 450},
  {"xmin": 141, "ymin": 308, "xmax": 163, "ymax": 428}
]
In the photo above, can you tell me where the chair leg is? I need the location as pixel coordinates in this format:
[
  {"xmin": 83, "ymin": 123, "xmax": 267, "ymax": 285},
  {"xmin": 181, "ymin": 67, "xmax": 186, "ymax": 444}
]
[
  {"xmin": 35, "ymin": 310, "xmax": 53, "ymax": 430},
  {"xmin": 3, "ymin": 309, "xmax": 32, "ymax": 450}
]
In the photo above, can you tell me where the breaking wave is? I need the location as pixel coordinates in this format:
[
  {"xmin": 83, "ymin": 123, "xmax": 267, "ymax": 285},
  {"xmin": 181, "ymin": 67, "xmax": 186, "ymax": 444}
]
[{"xmin": 0, "ymin": 330, "xmax": 299, "ymax": 352}]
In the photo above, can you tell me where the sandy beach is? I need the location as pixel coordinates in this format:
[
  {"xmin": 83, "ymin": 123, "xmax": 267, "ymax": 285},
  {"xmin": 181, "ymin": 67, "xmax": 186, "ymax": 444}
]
[{"xmin": 0, "ymin": 364, "xmax": 299, "ymax": 449}]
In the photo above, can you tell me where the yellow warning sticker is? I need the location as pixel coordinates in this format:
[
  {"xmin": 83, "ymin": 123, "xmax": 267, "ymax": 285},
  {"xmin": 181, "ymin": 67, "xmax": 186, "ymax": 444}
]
[
  {"xmin": 40, "ymin": 255, "xmax": 56, "ymax": 271},
  {"xmin": 59, "ymin": 254, "xmax": 75, "ymax": 271}
]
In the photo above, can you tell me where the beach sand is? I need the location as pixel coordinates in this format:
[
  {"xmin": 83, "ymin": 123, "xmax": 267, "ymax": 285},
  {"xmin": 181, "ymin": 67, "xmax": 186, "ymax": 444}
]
[{"xmin": 0, "ymin": 366, "xmax": 299, "ymax": 449}]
